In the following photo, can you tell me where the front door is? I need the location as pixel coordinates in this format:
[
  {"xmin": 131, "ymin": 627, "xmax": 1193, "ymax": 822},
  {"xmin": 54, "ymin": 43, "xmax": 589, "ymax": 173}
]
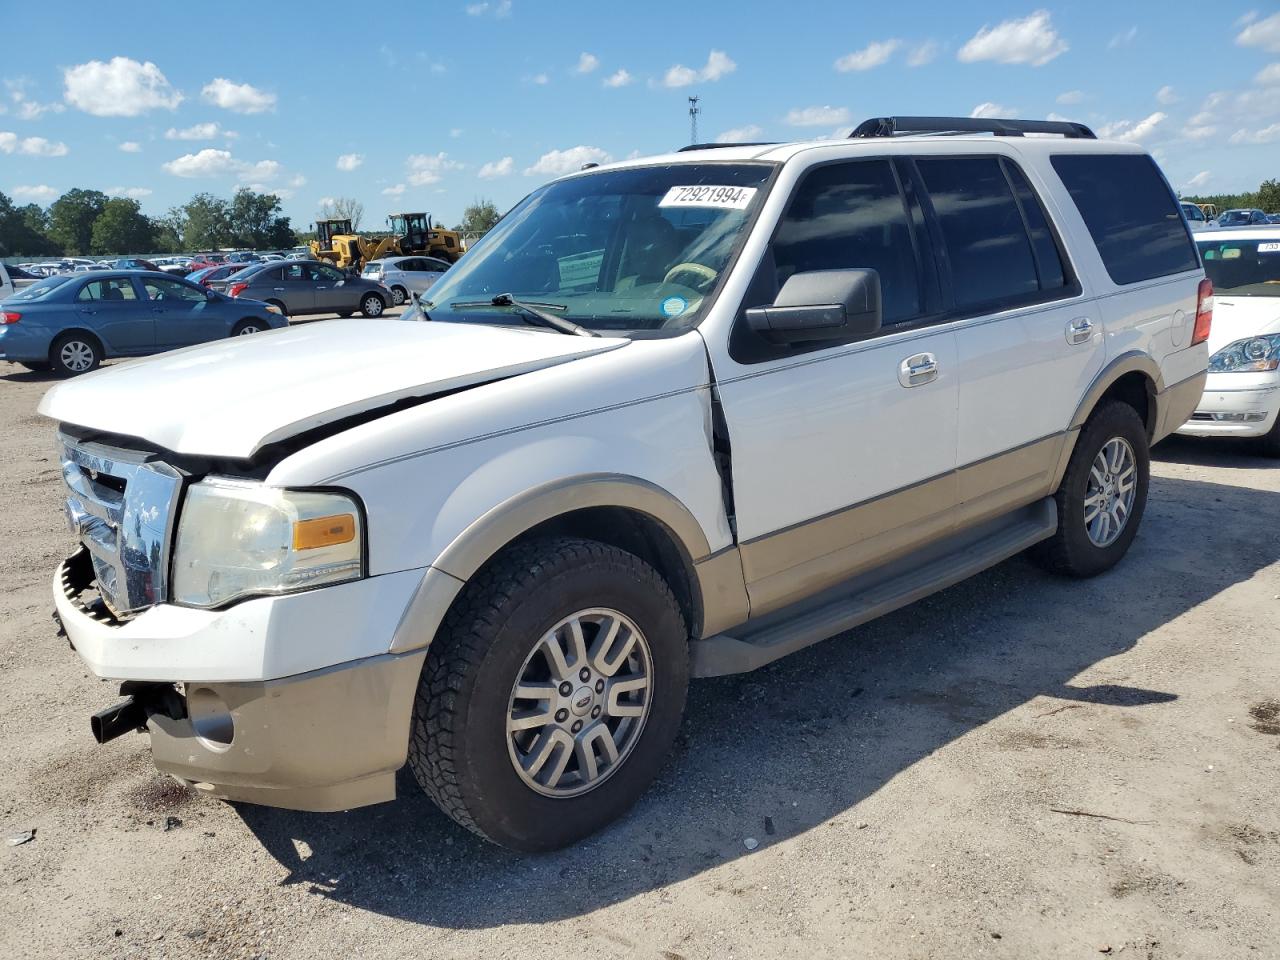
[
  {"xmin": 74, "ymin": 277, "xmax": 154, "ymax": 354},
  {"xmin": 307, "ymin": 262, "xmax": 347, "ymax": 313},
  {"xmin": 280, "ymin": 262, "xmax": 317, "ymax": 315},
  {"xmin": 141, "ymin": 276, "xmax": 225, "ymax": 349},
  {"xmin": 711, "ymin": 158, "xmax": 959, "ymax": 616}
]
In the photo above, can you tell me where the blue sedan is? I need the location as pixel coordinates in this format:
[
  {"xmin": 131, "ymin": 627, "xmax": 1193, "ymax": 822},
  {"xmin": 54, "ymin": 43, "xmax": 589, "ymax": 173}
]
[{"xmin": 0, "ymin": 270, "xmax": 287, "ymax": 375}]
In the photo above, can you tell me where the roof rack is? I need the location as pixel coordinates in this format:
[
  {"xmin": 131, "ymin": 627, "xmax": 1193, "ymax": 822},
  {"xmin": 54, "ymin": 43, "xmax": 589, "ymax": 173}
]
[
  {"xmin": 677, "ymin": 142, "xmax": 777, "ymax": 152},
  {"xmin": 850, "ymin": 116, "xmax": 1096, "ymax": 140}
]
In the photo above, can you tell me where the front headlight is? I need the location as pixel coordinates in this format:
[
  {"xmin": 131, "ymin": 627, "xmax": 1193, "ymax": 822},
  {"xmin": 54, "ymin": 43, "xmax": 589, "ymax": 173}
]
[
  {"xmin": 264, "ymin": 304, "xmax": 282, "ymax": 315},
  {"xmin": 172, "ymin": 479, "xmax": 364, "ymax": 608},
  {"xmin": 1208, "ymin": 334, "xmax": 1280, "ymax": 373}
]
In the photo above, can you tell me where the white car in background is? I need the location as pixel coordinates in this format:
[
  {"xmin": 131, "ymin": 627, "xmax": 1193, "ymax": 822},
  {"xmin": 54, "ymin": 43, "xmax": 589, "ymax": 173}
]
[
  {"xmin": 361, "ymin": 255, "xmax": 451, "ymax": 306},
  {"xmin": 1181, "ymin": 202, "xmax": 1215, "ymax": 232},
  {"xmin": 1178, "ymin": 226, "xmax": 1280, "ymax": 453}
]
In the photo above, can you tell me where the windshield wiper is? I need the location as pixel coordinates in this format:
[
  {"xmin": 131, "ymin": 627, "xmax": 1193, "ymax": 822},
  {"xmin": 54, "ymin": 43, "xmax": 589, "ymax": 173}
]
[{"xmin": 452, "ymin": 293, "xmax": 599, "ymax": 337}]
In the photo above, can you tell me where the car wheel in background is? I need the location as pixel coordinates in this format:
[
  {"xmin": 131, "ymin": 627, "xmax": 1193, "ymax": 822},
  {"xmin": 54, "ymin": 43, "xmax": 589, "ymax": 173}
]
[
  {"xmin": 1032, "ymin": 401, "xmax": 1149, "ymax": 578},
  {"xmin": 231, "ymin": 320, "xmax": 266, "ymax": 336},
  {"xmin": 360, "ymin": 294, "xmax": 385, "ymax": 317},
  {"xmin": 390, "ymin": 286, "xmax": 407, "ymax": 306},
  {"xmin": 50, "ymin": 332, "xmax": 102, "ymax": 376}
]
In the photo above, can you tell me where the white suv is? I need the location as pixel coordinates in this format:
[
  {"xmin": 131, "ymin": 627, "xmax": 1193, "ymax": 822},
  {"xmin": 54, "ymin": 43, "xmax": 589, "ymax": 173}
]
[{"xmin": 41, "ymin": 116, "xmax": 1209, "ymax": 851}]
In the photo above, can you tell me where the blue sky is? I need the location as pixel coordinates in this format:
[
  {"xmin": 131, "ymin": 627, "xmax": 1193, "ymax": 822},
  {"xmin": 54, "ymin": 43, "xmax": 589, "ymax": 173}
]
[{"xmin": 2, "ymin": 1, "xmax": 1279, "ymax": 231}]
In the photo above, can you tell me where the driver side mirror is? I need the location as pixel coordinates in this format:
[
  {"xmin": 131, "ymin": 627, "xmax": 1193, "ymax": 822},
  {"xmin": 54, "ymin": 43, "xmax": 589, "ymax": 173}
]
[{"xmin": 745, "ymin": 269, "xmax": 882, "ymax": 345}]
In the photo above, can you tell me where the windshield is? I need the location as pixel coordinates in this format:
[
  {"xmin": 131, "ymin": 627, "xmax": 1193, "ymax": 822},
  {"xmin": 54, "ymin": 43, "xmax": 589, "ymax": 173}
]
[
  {"xmin": 1181, "ymin": 203, "xmax": 1204, "ymax": 222},
  {"xmin": 1220, "ymin": 210, "xmax": 1252, "ymax": 225},
  {"xmin": 422, "ymin": 162, "xmax": 775, "ymax": 334},
  {"xmin": 1199, "ymin": 238, "xmax": 1280, "ymax": 297},
  {"xmin": 8, "ymin": 275, "xmax": 72, "ymax": 301}
]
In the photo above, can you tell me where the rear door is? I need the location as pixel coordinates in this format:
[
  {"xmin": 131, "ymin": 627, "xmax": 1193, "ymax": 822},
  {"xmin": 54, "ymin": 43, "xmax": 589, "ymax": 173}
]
[
  {"xmin": 141, "ymin": 276, "xmax": 225, "ymax": 349},
  {"xmin": 74, "ymin": 277, "xmax": 154, "ymax": 354},
  {"xmin": 912, "ymin": 154, "xmax": 1104, "ymax": 527}
]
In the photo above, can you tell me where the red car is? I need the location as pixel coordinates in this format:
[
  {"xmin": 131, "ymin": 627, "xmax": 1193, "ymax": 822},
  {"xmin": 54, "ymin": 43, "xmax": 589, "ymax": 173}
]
[{"xmin": 186, "ymin": 263, "xmax": 248, "ymax": 287}]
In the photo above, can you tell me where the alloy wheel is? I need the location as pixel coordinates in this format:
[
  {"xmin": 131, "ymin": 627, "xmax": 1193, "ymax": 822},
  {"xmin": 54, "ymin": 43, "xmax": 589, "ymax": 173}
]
[{"xmin": 1084, "ymin": 437, "xmax": 1137, "ymax": 547}]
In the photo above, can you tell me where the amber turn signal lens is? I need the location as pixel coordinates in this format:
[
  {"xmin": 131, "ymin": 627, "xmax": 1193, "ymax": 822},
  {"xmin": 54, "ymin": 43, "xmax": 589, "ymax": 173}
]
[{"xmin": 292, "ymin": 514, "xmax": 356, "ymax": 551}]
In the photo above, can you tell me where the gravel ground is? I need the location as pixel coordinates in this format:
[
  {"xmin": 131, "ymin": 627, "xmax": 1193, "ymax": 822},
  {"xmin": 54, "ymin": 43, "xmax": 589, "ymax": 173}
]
[{"xmin": 1, "ymin": 356, "xmax": 1278, "ymax": 960}]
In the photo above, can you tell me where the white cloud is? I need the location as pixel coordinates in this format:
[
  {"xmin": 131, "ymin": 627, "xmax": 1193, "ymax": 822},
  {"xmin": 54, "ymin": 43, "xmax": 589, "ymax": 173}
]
[
  {"xmin": 1056, "ymin": 90, "xmax": 1084, "ymax": 105},
  {"xmin": 107, "ymin": 186, "xmax": 153, "ymax": 199},
  {"xmin": 1184, "ymin": 171, "xmax": 1211, "ymax": 190},
  {"xmin": 1155, "ymin": 85, "xmax": 1179, "ymax": 105},
  {"xmin": 317, "ymin": 196, "xmax": 337, "ymax": 208},
  {"xmin": 528, "ymin": 73, "xmax": 550, "ymax": 85},
  {"xmin": 1183, "ymin": 123, "xmax": 1217, "ymax": 141},
  {"xmin": 715, "ymin": 124, "xmax": 765, "ymax": 143},
  {"xmin": 0, "ymin": 132, "xmax": 69, "ymax": 157},
  {"xmin": 1096, "ymin": 111, "xmax": 1167, "ymax": 143},
  {"xmin": 834, "ymin": 39, "xmax": 900, "ymax": 72},
  {"xmin": 1238, "ymin": 10, "xmax": 1258, "ymax": 26},
  {"xmin": 336, "ymin": 153, "xmax": 364, "ymax": 171},
  {"xmin": 1237, "ymin": 12, "xmax": 1280, "ymax": 53},
  {"xmin": 906, "ymin": 41, "xmax": 939, "ymax": 67},
  {"xmin": 162, "ymin": 148, "xmax": 239, "ymax": 177},
  {"xmin": 406, "ymin": 152, "xmax": 463, "ymax": 186},
  {"xmin": 1256, "ymin": 63, "xmax": 1280, "ymax": 86},
  {"xmin": 525, "ymin": 145, "xmax": 611, "ymax": 177},
  {"xmin": 661, "ymin": 50, "xmax": 736, "ymax": 88},
  {"xmin": 10, "ymin": 184, "xmax": 57, "ymax": 201},
  {"xmin": 477, "ymin": 156, "xmax": 515, "ymax": 179},
  {"xmin": 381, "ymin": 184, "xmax": 406, "ymax": 197},
  {"xmin": 201, "ymin": 78, "xmax": 276, "ymax": 114},
  {"xmin": 165, "ymin": 122, "xmax": 221, "ymax": 141},
  {"xmin": 118, "ymin": 141, "xmax": 142, "ymax": 153},
  {"xmin": 970, "ymin": 102, "xmax": 1016, "ymax": 119},
  {"xmin": 958, "ymin": 10, "xmax": 1067, "ymax": 66},
  {"xmin": 1108, "ymin": 26, "xmax": 1138, "ymax": 49},
  {"xmin": 237, "ymin": 159, "xmax": 281, "ymax": 183},
  {"xmin": 575, "ymin": 52, "xmax": 599, "ymax": 74},
  {"xmin": 785, "ymin": 105, "xmax": 851, "ymax": 127},
  {"xmin": 1229, "ymin": 123, "xmax": 1280, "ymax": 144},
  {"xmin": 16, "ymin": 98, "xmax": 64, "ymax": 120},
  {"xmin": 603, "ymin": 68, "xmax": 633, "ymax": 88},
  {"xmin": 63, "ymin": 57, "xmax": 182, "ymax": 116},
  {"xmin": 466, "ymin": 0, "xmax": 512, "ymax": 16}
]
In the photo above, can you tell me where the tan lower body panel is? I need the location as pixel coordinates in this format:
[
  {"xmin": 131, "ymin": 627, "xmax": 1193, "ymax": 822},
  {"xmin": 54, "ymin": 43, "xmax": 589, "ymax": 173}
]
[
  {"xmin": 1153, "ymin": 371, "xmax": 1208, "ymax": 442},
  {"xmin": 736, "ymin": 434, "xmax": 1064, "ymax": 619},
  {"xmin": 149, "ymin": 649, "xmax": 427, "ymax": 813}
]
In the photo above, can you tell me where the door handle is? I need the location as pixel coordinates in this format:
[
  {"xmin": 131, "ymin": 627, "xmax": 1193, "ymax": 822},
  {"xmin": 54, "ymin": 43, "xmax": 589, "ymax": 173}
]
[
  {"xmin": 315, "ymin": 285, "xmax": 328, "ymax": 290},
  {"xmin": 898, "ymin": 352, "xmax": 939, "ymax": 387},
  {"xmin": 273, "ymin": 287, "xmax": 285, "ymax": 292},
  {"xmin": 1066, "ymin": 317, "xmax": 1094, "ymax": 345}
]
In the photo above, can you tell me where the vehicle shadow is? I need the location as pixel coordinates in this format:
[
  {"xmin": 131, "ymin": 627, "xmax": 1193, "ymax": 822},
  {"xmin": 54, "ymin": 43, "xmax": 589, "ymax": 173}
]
[
  {"xmin": 237, "ymin": 471, "xmax": 1280, "ymax": 929},
  {"xmin": 0, "ymin": 366, "xmax": 61, "ymax": 384},
  {"xmin": 1154, "ymin": 433, "xmax": 1279, "ymax": 470}
]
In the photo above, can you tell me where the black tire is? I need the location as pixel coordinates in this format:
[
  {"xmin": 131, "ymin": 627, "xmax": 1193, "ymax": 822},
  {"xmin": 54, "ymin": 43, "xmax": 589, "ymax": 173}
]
[
  {"xmin": 408, "ymin": 537, "xmax": 689, "ymax": 851},
  {"xmin": 266, "ymin": 299, "xmax": 289, "ymax": 319},
  {"xmin": 49, "ymin": 332, "xmax": 102, "ymax": 376},
  {"xmin": 1032, "ymin": 401, "xmax": 1149, "ymax": 578},
  {"xmin": 230, "ymin": 319, "xmax": 266, "ymax": 337},
  {"xmin": 337, "ymin": 311, "xmax": 353, "ymax": 319},
  {"xmin": 390, "ymin": 285, "xmax": 407, "ymax": 307},
  {"xmin": 18, "ymin": 361, "xmax": 51, "ymax": 372},
  {"xmin": 1255, "ymin": 416, "xmax": 1280, "ymax": 458},
  {"xmin": 360, "ymin": 293, "xmax": 385, "ymax": 318}
]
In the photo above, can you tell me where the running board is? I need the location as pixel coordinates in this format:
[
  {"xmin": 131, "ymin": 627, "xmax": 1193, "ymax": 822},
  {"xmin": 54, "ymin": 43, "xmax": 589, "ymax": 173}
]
[{"xmin": 690, "ymin": 498, "xmax": 1057, "ymax": 677}]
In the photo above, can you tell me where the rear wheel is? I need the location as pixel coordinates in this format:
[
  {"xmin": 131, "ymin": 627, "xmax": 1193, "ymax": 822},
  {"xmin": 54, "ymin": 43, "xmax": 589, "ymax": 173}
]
[
  {"xmin": 360, "ymin": 293, "xmax": 385, "ymax": 317},
  {"xmin": 50, "ymin": 332, "xmax": 101, "ymax": 376},
  {"xmin": 390, "ymin": 285, "xmax": 407, "ymax": 307},
  {"xmin": 408, "ymin": 537, "xmax": 689, "ymax": 851},
  {"xmin": 1032, "ymin": 401, "xmax": 1149, "ymax": 578}
]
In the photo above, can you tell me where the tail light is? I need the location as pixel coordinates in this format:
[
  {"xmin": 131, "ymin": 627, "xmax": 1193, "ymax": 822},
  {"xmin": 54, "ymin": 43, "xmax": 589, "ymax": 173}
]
[
  {"xmin": 228, "ymin": 282, "xmax": 248, "ymax": 298},
  {"xmin": 1, "ymin": 311, "xmax": 20, "ymax": 324},
  {"xmin": 1192, "ymin": 277, "xmax": 1213, "ymax": 346}
]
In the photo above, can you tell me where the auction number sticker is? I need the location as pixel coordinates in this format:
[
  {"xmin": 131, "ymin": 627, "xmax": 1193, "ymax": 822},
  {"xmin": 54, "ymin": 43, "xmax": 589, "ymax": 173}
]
[
  {"xmin": 659, "ymin": 185, "xmax": 757, "ymax": 210},
  {"xmin": 1259, "ymin": 242, "xmax": 1280, "ymax": 253}
]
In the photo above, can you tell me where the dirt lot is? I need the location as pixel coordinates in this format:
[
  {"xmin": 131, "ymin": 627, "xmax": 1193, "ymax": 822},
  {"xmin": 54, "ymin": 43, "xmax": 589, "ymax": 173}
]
[{"xmin": 1, "ymin": 356, "xmax": 1278, "ymax": 960}]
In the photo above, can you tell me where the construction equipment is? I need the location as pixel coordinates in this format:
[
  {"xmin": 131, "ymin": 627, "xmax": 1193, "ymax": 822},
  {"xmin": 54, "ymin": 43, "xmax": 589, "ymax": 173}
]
[
  {"xmin": 1196, "ymin": 203, "xmax": 1219, "ymax": 221},
  {"xmin": 308, "ymin": 213, "xmax": 466, "ymax": 272}
]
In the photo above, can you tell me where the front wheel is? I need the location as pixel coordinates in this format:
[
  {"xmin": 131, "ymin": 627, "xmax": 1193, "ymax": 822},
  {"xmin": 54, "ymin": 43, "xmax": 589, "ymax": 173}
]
[
  {"xmin": 408, "ymin": 537, "xmax": 689, "ymax": 851},
  {"xmin": 231, "ymin": 319, "xmax": 266, "ymax": 336},
  {"xmin": 1032, "ymin": 401, "xmax": 1149, "ymax": 578},
  {"xmin": 390, "ymin": 285, "xmax": 407, "ymax": 307},
  {"xmin": 360, "ymin": 294, "xmax": 385, "ymax": 317}
]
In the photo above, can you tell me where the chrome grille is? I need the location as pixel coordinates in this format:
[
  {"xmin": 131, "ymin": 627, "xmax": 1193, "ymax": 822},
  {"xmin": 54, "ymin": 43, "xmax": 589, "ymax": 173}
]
[{"xmin": 58, "ymin": 433, "xmax": 183, "ymax": 617}]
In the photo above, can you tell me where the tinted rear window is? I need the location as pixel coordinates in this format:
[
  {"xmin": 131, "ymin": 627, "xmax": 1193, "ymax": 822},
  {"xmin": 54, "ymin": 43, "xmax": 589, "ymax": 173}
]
[{"xmin": 1051, "ymin": 154, "xmax": 1198, "ymax": 285}]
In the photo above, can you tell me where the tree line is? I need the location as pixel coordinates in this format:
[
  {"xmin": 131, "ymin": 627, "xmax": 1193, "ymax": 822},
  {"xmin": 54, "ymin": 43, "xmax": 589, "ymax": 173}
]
[
  {"xmin": 1182, "ymin": 178, "xmax": 1280, "ymax": 214},
  {"xmin": 0, "ymin": 187, "xmax": 297, "ymax": 258}
]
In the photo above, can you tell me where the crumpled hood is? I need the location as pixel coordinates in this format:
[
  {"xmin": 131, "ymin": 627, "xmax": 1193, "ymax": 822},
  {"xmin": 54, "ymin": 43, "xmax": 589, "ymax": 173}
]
[
  {"xmin": 1208, "ymin": 297, "xmax": 1280, "ymax": 354},
  {"xmin": 38, "ymin": 319, "xmax": 626, "ymax": 458}
]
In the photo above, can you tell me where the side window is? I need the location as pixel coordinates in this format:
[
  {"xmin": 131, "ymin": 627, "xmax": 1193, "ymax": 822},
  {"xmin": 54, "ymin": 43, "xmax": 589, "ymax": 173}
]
[
  {"xmin": 283, "ymin": 264, "xmax": 307, "ymax": 280},
  {"xmin": 400, "ymin": 259, "xmax": 423, "ymax": 272},
  {"xmin": 76, "ymin": 278, "xmax": 138, "ymax": 302},
  {"xmin": 425, "ymin": 258, "xmax": 450, "ymax": 272},
  {"xmin": 771, "ymin": 159, "xmax": 922, "ymax": 324},
  {"xmin": 309, "ymin": 263, "xmax": 343, "ymax": 281},
  {"xmin": 143, "ymin": 278, "xmax": 205, "ymax": 302},
  {"xmin": 1051, "ymin": 154, "xmax": 1199, "ymax": 285},
  {"xmin": 916, "ymin": 156, "xmax": 1039, "ymax": 310},
  {"xmin": 1002, "ymin": 160, "xmax": 1068, "ymax": 291}
]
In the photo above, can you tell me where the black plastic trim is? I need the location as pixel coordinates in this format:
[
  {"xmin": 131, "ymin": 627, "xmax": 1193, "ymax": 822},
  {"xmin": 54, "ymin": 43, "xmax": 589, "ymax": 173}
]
[{"xmin": 851, "ymin": 116, "xmax": 1096, "ymax": 139}]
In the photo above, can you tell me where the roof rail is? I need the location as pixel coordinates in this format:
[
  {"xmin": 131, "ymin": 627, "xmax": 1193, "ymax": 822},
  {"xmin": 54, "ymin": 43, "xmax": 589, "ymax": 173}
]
[
  {"xmin": 677, "ymin": 142, "xmax": 777, "ymax": 152},
  {"xmin": 850, "ymin": 116, "xmax": 1096, "ymax": 140}
]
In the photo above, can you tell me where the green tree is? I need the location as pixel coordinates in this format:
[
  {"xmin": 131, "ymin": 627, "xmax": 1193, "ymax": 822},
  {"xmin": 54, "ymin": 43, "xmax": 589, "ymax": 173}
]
[
  {"xmin": 1257, "ymin": 179, "xmax": 1280, "ymax": 213},
  {"xmin": 0, "ymin": 193, "xmax": 59, "ymax": 256},
  {"xmin": 454, "ymin": 198, "xmax": 501, "ymax": 237},
  {"xmin": 177, "ymin": 193, "xmax": 232, "ymax": 251},
  {"xmin": 90, "ymin": 198, "xmax": 156, "ymax": 254},
  {"xmin": 228, "ymin": 188, "xmax": 288, "ymax": 248},
  {"xmin": 48, "ymin": 188, "xmax": 108, "ymax": 254}
]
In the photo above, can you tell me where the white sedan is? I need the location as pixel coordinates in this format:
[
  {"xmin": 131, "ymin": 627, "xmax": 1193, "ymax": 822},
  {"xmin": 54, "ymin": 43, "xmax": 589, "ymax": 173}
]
[{"xmin": 1178, "ymin": 226, "xmax": 1280, "ymax": 453}]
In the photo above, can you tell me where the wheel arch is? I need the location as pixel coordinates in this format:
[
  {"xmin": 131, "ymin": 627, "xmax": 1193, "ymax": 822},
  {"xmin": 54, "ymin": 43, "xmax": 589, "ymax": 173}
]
[
  {"xmin": 389, "ymin": 474, "xmax": 748, "ymax": 656},
  {"xmin": 49, "ymin": 327, "xmax": 106, "ymax": 361},
  {"xmin": 1069, "ymin": 352, "xmax": 1162, "ymax": 440}
]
